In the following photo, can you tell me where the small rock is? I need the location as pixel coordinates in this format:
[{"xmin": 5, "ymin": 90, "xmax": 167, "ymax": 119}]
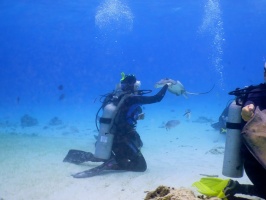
[
  {"xmin": 49, "ymin": 117, "xmax": 63, "ymax": 126},
  {"xmin": 20, "ymin": 114, "xmax": 38, "ymax": 127}
]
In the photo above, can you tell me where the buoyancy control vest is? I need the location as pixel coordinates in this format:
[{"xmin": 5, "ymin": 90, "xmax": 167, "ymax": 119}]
[{"xmin": 126, "ymin": 104, "xmax": 143, "ymax": 126}]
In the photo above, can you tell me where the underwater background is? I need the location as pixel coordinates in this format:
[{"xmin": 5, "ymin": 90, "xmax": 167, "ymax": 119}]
[
  {"xmin": 1, "ymin": 0, "xmax": 266, "ymax": 112},
  {"xmin": 1, "ymin": 1, "xmax": 266, "ymax": 199}
]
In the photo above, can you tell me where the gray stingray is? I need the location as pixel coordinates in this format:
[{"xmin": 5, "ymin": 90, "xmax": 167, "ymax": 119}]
[{"xmin": 155, "ymin": 78, "xmax": 214, "ymax": 98}]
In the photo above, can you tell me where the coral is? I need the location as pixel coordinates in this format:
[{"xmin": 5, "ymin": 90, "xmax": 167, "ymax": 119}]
[
  {"xmin": 144, "ymin": 186, "xmax": 213, "ymax": 200},
  {"xmin": 145, "ymin": 185, "xmax": 171, "ymax": 200},
  {"xmin": 20, "ymin": 114, "xmax": 38, "ymax": 127}
]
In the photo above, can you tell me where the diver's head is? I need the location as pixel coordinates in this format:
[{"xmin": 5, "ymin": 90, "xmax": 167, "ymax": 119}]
[{"xmin": 120, "ymin": 72, "xmax": 140, "ymax": 92}]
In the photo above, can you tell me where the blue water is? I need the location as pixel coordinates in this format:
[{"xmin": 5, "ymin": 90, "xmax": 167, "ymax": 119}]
[
  {"xmin": 1, "ymin": 1, "xmax": 266, "ymax": 199},
  {"xmin": 1, "ymin": 0, "xmax": 266, "ymax": 109}
]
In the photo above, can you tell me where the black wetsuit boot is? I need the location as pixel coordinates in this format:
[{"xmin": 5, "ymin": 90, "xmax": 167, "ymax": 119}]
[
  {"xmin": 233, "ymin": 183, "xmax": 261, "ymax": 197},
  {"xmin": 225, "ymin": 180, "xmax": 266, "ymax": 199}
]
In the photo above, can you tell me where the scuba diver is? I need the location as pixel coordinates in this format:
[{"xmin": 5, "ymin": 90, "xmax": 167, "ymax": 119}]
[
  {"xmin": 211, "ymin": 102, "xmax": 230, "ymax": 134},
  {"xmin": 194, "ymin": 64, "xmax": 266, "ymax": 199},
  {"xmin": 63, "ymin": 73, "xmax": 170, "ymax": 178},
  {"xmin": 223, "ymin": 64, "xmax": 266, "ymax": 199}
]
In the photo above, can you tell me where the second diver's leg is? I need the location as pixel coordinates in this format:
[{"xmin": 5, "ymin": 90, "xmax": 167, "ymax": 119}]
[
  {"xmin": 225, "ymin": 180, "xmax": 265, "ymax": 199},
  {"xmin": 243, "ymin": 148, "xmax": 266, "ymax": 198},
  {"xmin": 225, "ymin": 148, "xmax": 266, "ymax": 199}
]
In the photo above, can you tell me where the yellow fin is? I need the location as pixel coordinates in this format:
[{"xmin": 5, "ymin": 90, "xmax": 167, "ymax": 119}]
[{"xmin": 192, "ymin": 177, "xmax": 230, "ymax": 199}]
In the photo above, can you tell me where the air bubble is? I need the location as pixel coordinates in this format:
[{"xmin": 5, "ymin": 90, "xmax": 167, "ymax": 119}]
[
  {"xmin": 199, "ymin": 0, "xmax": 224, "ymax": 88},
  {"xmin": 95, "ymin": 0, "xmax": 134, "ymax": 32}
]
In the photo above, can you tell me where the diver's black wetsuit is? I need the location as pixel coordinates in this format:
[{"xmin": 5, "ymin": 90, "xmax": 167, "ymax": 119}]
[
  {"xmin": 237, "ymin": 84, "xmax": 266, "ymax": 198},
  {"xmin": 110, "ymin": 84, "xmax": 168, "ymax": 172},
  {"xmin": 243, "ymin": 84, "xmax": 266, "ymax": 109},
  {"xmin": 66, "ymin": 84, "xmax": 168, "ymax": 178}
]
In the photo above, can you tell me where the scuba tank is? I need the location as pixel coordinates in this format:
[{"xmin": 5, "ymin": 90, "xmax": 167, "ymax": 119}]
[
  {"xmin": 94, "ymin": 80, "xmax": 152, "ymax": 160},
  {"xmin": 222, "ymin": 100, "xmax": 244, "ymax": 178},
  {"xmin": 94, "ymin": 102, "xmax": 116, "ymax": 160},
  {"xmin": 94, "ymin": 93, "xmax": 131, "ymax": 160}
]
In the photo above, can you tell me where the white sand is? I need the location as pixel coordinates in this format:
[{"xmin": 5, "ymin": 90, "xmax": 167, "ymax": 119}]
[{"xmin": 0, "ymin": 104, "xmax": 258, "ymax": 200}]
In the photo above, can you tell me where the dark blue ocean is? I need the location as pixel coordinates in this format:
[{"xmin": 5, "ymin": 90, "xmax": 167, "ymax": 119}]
[{"xmin": 0, "ymin": 0, "xmax": 266, "ymax": 199}]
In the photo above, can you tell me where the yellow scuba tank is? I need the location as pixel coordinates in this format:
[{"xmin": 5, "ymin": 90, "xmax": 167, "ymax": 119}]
[{"xmin": 222, "ymin": 101, "xmax": 244, "ymax": 178}]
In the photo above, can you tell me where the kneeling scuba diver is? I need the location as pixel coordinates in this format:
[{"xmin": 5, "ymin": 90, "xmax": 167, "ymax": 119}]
[
  {"xmin": 193, "ymin": 65, "xmax": 266, "ymax": 199},
  {"xmin": 63, "ymin": 73, "xmax": 170, "ymax": 178}
]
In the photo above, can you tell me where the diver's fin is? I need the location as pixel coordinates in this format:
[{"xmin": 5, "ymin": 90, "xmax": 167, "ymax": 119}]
[
  {"xmin": 192, "ymin": 177, "xmax": 230, "ymax": 199},
  {"xmin": 63, "ymin": 149, "xmax": 103, "ymax": 164},
  {"xmin": 72, "ymin": 158, "xmax": 120, "ymax": 178}
]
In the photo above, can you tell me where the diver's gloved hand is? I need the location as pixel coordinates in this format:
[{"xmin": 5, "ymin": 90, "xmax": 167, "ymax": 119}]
[
  {"xmin": 224, "ymin": 179, "xmax": 240, "ymax": 197},
  {"xmin": 166, "ymin": 82, "xmax": 173, "ymax": 86},
  {"xmin": 154, "ymin": 78, "xmax": 176, "ymax": 88},
  {"xmin": 241, "ymin": 104, "xmax": 255, "ymax": 121}
]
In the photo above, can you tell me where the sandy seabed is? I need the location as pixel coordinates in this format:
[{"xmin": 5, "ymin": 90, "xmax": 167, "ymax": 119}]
[{"xmin": 0, "ymin": 110, "xmax": 261, "ymax": 200}]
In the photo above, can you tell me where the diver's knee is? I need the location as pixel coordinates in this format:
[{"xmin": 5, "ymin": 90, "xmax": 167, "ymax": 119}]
[
  {"xmin": 135, "ymin": 161, "xmax": 147, "ymax": 172},
  {"xmin": 139, "ymin": 165, "xmax": 147, "ymax": 172}
]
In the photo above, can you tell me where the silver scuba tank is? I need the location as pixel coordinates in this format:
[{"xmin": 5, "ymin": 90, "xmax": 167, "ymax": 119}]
[
  {"xmin": 94, "ymin": 102, "xmax": 116, "ymax": 160},
  {"xmin": 222, "ymin": 101, "xmax": 244, "ymax": 178}
]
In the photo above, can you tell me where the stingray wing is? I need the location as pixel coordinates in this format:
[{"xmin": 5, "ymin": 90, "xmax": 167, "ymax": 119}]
[
  {"xmin": 154, "ymin": 78, "xmax": 177, "ymax": 88},
  {"xmin": 168, "ymin": 81, "xmax": 186, "ymax": 96}
]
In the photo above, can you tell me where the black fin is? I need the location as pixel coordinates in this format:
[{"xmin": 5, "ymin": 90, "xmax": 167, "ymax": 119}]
[
  {"xmin": 63, "ymin": 149, "xmax": 95, "ymax": 164},
  {"xmin": 72, "ymin": 159, "xmax": 120, "ymax": 178}
]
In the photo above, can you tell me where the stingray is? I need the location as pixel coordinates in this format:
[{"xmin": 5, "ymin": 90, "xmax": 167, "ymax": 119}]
[{"xmin": 155, "ymin": 78, "xmax": 214, "ymax": 98}]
